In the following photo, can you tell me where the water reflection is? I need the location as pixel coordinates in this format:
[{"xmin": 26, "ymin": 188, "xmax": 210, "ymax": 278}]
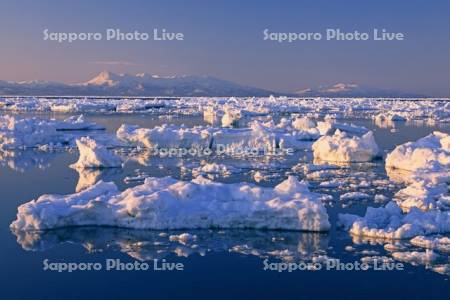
[
  {"xmin": 0, "ymin": 149, "xmax": 56, "ymax": 172},
  {"xmin": 349, "ymin": 234, "xmax": 450, "ymax": 276},
  {"xmin": 374, "ymin": 118, "xmax": 397, "ymax": 129},
  {"xmin": 12, "ymin": 227, "xmax": 329, "ymax": 262},
  {"xmin": 74, "ymin": 168, "xmax": 123, "ymax": 192}
]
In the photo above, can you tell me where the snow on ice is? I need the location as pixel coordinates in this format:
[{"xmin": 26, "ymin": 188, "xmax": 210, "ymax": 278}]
[
  {"xmin": 11, "ymin": 175, "xmax": 331, "ymax": 232},
  {"xmin": 312, "ymin": 130, "xmax": 380, "ymax": 162},
  {"xmin": 0, "ymin": 114, "xmax": 105, "ymax": 149}
]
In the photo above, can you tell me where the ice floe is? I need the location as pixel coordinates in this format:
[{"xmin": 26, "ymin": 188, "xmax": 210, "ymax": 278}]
[
  {"xmin": 339, "ymin": 201, "xmax": 450, "ymax": 239},
  {"xmin": 391, "ymin": 249, "xmax": 438, "ymax": 266},
  {"xmin": 340, "ymin": 192, "xmax": 371, "ymax": 201},
  {"xmin": 2, "ymin": 97, "xmax": 448, "ymax": 124},
  {"xmin": 410, "ymin": 235, "xmax": 450, "ymax": 252},
  {"xmin": 385, "ymin": 131, "xmax": 450, "ymax": 184},
  {"xmin": 383, "ymin": 132, "xmax": 450, "ymax": 213},
  {"xmin": 70, "ymin": 137, "xmax": 122, "ymax": 169},
  {"xmin": 117, "ymin": 124, "xmax": 212, "ymax": 149},
  {"xmin": 11, "ymin": 175, "xmax": 330, "ymax": 232},
  {"xmin": 0, "ymin": 114, "xmax": 105, "ymax": 149},
  {"xmin": 312, "ymin": 130, "xmax": 380, "ymax": 162},
  {"xmin": 191, "ymin": 162, "xmax": 237, "ymax": 178},
  {"xmin": 393, "ymin": 181, "xmax": 448, "ymax": 212}
]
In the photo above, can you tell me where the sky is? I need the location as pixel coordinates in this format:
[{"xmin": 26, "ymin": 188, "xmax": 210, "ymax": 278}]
[{"xmin": 0, "ymin": 0, "xmax": 449, "ymax": 96}]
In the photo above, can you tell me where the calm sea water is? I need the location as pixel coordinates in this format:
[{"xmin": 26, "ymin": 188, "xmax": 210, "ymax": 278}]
[{"xmin": 0, "ymin": 112, "xmax": 449, "ymax": 299}]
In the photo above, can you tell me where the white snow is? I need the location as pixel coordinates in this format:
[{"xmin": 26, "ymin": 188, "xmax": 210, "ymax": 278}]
[
  {"xmin": 0, "ymin": 114, "xmax": 105, "ymax": 149},
  {"xmin": 11, "ymin": 175, "xmax": 331, "ymax": 232},
  {"xmin": 312, "ymin": 130, "xmax": 380, "ymax": 162},
  {"xmin": 0, "ymin": 115, "xmax": 61, "ymax": 149},
  {"xmin": 394, "ymin": 181, "xmax": 448, "ymax": 212},
  {"xmin": 385, "ymin": 131, "xmax": 450, "ymax": 183}
]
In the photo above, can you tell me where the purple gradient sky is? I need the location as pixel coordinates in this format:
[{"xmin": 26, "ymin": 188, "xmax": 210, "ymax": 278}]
[{"xmin": 0, "ymin": 0, "xmax": 449, "ymax": 96}]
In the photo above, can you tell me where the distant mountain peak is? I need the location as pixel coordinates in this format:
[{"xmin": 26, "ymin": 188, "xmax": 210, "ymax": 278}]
[
  {"xmin": 84, "ymin": 71, "xmax": 118, "ymax": 86},
  {"xmin": 0, "ymin": 71, "xmax": 277, "ymax": 97},
  {"xmin": 0, "ymin": 73, "xmax": 426, "ymax": 97},
  {"xmin": 295, "ymin": 83, "xmax": 424, "ymax": 98}
]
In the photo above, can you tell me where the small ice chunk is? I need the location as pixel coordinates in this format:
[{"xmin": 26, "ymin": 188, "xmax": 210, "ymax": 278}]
[
  {"xmin": 410, "ymin": 235, "xmax": 450, "ymax": 252},
  {"xmin": 340, "ymin": 192, "xmax": 371, "ymax": 201},
  {"xmin": 374, "ymin": 194, "xmax": 389, "ymax": 203},
  {"xmin": 339, "ymin": 201, "xmax": 450, "ymax": 239},
  {"xmin": 55, "ymin": 115, "xmax": 105, "ymax": 131},
  {"xmin": 192, "ymin": 162, "xmax": 235, "ymax": 178},
  {"xmin": 292, "ymin": 117, "xmax": 317, "ymax": 131},
  {"xmin": 384, "ymin": 243, "xmax": 406, "ymax": 252},
  {"xmin": 70, "ymin": 137, "xmax": 122, "ymax": 169},
  {"xmin": 344, "ymin": 245, "xmax": 356, "ymax": 252},
  {"xmin": 253, "ymin": 171, "xmax": 266, "ymax": 182},
  {"xmin": 391, "ymin": 249, "xmax": 438, "ymax": 265},
  {"xmin": 221, "ymin": 109, "xmax": 243, "ymax": 127},
  {"xmin": 169, "ymin": 233, "xmax": 198, "ymax": 245}
]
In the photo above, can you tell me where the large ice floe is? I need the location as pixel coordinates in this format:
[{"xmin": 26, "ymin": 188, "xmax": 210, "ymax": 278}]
[
  {"xmin": 0, "ymin": 115, "xmax": 61, "ymax": 149},
  {"xmin": 10, "ymin": 175, "xmax": 331, "ymax": 232},
  {"xmin": 385, "ymin": 131, "xmax": 450, "ymax": 183},
  {"xmin": 312, "ymin": 130, "xmax": 380, "ymax": 162},
  {"xmin": 70, "ymin": 137, "xmax": 122, "ymax": 169},
  {"xmin": 0, "ymin": 114, "xmax": 104, "ymax": 149}
]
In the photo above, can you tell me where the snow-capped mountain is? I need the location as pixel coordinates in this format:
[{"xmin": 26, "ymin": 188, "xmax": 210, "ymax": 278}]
[
  {"xmin": 295, "ymin": 83, "xmax": 425, "ymax": 97},
  {"xmin": 0, "ymin": 73, "xmax": 426, "ymax": 97},
  {"xmin": 0, "ymin": 71, "xmax": 276, "ymax": 97}
]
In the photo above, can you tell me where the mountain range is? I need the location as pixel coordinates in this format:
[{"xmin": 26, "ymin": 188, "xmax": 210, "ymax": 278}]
[
  {"xmin": 295, "ymin": 83, "xmax": 425, "ymax": 98},
  {"xmin": 0, "ymin": 71, "xmax": 425, "ymax": 97}
]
